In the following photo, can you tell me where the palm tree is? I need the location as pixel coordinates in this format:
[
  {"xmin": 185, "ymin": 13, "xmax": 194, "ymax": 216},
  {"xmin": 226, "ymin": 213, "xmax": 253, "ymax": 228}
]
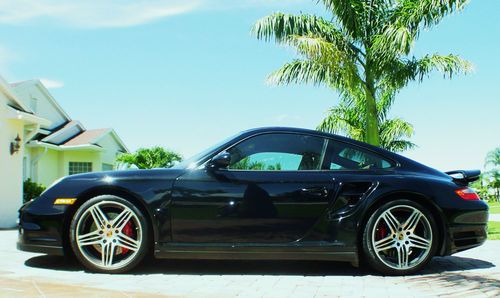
[
  {"xmin": 486, "ymin": 148, "xmax": 500, "ymax": 168},
  {"xmin": 318, "ymin": 93, "xmax": 415, "ymax": 152},
  {"xmin": 485, "ymin": 148, "xmax": 500, "ymax": 201},
  {"xmin": 117, "ymin": 147, "xmax": 182, "ymax": 169},
  {"xmin": 252, "ymin": 0, "xmax": 472, "ymax": 146}
]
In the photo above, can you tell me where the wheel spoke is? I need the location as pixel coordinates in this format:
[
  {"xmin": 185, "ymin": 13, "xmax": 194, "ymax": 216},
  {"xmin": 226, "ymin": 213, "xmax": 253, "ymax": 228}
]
[
  {"xmin": 374, "ymin": 236, "xmax": 396, "ymax": 252},
  {"xmin": 381, "ymin": 210, "xmax": 400, "ymax": 234},
  {"xmin": 403, "ymin": 210, "xmax": 422, "ymax": 232},
  {"xmin": 112, "ymin": 209, "xmax": 133, "ymax": 231},
  {"xmin": 89, "ymin": 205, "xmax": 109, "ymax": 228},
  {"xmin": 397, "ymin": 244, "xmax": 410, "ymax": 269},
  {"xmin": 77, "ymin": 230, "xmax": 103, "ymax": 246},
  {"xmin": 76, "ymin": 200, "xmax": 143, "ymax": 270},
  {"xmin": 116, "ymin": 233, "xmax": 140, "ymax": 252},
  {"xmin": 408, "ymin": 234, "xmax": 431, "ymax": 250},
  {"xmin": 101, "ymin": 242, "xmax": 116, "ymax": 267}
]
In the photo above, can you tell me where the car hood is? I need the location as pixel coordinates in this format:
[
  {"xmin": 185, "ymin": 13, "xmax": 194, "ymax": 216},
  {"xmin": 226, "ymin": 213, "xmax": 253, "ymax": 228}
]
[{"xmin": 64, "ymin": 168, "xmax": 187, "ymax": 182}]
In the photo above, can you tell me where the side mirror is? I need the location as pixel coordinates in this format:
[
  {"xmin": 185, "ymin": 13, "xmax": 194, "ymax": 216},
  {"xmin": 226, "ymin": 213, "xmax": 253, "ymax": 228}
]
[{"xmin": 207, "ymin": 151, "xmax": 231, "ymax": 170}]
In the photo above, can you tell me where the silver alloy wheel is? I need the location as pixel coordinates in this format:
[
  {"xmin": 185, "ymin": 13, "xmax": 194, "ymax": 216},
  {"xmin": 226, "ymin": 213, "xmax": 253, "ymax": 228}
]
[
  {"xmin": 75, "ymin": 201, "xmax": 142, "ymax": 270},
  {"xmin": 371, "ymin": 205, "xmax": 433, "ymax": 270}
]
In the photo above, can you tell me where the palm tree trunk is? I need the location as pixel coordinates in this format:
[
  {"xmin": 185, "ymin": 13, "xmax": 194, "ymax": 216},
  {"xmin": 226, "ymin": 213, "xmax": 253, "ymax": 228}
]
[{"xmin": 364, "ymin": 64, "xmax": 381, "ymax": 147}]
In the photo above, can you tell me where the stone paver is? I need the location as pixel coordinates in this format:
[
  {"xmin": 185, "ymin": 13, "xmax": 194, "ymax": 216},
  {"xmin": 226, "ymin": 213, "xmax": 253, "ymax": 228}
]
[{"xmin": 0, "ymin": 230, "xmax": 499, "ymax": 297}]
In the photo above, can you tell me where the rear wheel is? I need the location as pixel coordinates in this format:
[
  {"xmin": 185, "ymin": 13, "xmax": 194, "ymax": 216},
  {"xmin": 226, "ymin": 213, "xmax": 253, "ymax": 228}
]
[
  {"xmin": 70, "ymin": 195, "xmax": 149, "ymax": 273},
  {"xmin": 362, "ymin": 199, "xmax": 437, "ymax": 275}
]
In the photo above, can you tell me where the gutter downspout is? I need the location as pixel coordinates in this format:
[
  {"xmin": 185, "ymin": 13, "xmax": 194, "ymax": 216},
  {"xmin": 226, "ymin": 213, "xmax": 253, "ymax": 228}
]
[{"xmin": 30, "ymin": 146, "xmax": 47, "ymax": 184}]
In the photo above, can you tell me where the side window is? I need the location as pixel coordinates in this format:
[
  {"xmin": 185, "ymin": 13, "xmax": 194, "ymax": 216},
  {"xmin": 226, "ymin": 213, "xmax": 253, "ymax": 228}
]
[
  {"xmin": 227, "ymin": 133, "xmax": 326, "ymax": 171},
  {"xmin": 327, "ymin": 141, "xmax": 394, "ymax": 170}
]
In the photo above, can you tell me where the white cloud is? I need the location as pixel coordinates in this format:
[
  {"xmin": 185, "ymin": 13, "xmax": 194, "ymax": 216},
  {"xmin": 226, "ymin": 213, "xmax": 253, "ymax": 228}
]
[
  {"xmin": 0, "ymin": 0, "xmax": 306, "ymax": 28},
  {"xmin": 40, "ymin": 78, "xmax": 64, "ymax": 89},
  {"xmin": 0, "ymin": 0, "xmax": 202, "ymax": 28}
]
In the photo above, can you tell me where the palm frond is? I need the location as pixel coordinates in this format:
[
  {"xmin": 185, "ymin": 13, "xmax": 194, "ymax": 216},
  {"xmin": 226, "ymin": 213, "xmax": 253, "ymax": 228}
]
[
  {"xmin": 373, "ymin": 0, "xmax": 469, "ymax": 56},
  {"xmin": 252, "ymin": 12, "xmax": 346, "ymax": 44},
  {"xmin": 267, "ymin": 59, "xmax": 333, "ymax": 86},
  {"xmin": 413, "ymin": 54, "xmax": 473, "ymax": 80},
  {"xmin": 486, "ymin": 148, "xmax": 500, "ymax": 168},
  {"xmin": 381, "ymin": 54, "xmax": 472, "ymax": 89},
  {"xmin": 286, "ymin": 34, "xmax": 353, "ymax": 61},
  {"xmin": 319, "ymin": 0, "xmax": 366, "ymax": 39},
  {"xmin": 384, "ymin": 140, "xmax": 417, "ymax": 152}
]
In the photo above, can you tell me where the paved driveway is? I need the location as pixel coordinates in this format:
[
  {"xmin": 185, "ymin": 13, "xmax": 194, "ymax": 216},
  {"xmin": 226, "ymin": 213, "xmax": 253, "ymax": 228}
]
[{"xmin": 0, "ymin": 230, "xmax": 498, "ymax": 297}]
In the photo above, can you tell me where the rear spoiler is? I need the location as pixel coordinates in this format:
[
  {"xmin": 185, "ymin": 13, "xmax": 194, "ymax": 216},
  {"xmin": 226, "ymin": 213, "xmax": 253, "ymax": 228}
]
[{"xmin": 445, "ymin": 170, "xmax": 481, "ymax": 184}]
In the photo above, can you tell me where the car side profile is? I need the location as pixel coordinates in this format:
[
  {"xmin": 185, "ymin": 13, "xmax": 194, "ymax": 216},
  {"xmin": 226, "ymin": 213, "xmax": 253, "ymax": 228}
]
[{"xmin": 18, "ymin": 127, "xmax": 489, "ymax": 275}]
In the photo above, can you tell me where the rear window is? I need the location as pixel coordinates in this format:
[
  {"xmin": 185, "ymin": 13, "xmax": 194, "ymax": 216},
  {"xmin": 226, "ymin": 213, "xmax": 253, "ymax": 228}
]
[{"xmin": 327, "ymin": 141, "xmax": 394, "ymax": 170}]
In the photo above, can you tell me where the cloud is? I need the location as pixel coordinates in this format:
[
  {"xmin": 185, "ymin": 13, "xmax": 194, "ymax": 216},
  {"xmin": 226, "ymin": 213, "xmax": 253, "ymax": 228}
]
[
  {"xmin": 0, "ymin": 0, "xmax": 306, "ymax": 28},
  {"xmin": 0, "ymin": 0, "xmax": 202, "ymax": 28},
  {"xmin": 40, "ymin": 78, "xmax": 64, "ymax": 89}
]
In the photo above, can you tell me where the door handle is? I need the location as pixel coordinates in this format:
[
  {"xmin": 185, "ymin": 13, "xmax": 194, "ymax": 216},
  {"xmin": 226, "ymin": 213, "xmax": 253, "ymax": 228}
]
[{"xmin": 300, "ymin": 187, "xmax": 329, "ymax": 198}]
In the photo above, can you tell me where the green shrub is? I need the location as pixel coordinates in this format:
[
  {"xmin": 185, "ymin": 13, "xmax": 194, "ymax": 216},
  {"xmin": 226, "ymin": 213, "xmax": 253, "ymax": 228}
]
[{"xmin": 23, "ymin": 179, "xmax": 46, "ymax": 203}]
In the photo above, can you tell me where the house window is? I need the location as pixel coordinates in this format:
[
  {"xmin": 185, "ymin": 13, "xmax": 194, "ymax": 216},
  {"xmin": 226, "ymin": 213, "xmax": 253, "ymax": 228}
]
[
  {"xmin": 69, "ymin": 162, "xmax": 93, "ymax": 175},
  {"xmin": 102, "ymin": 163, "xmax": 114, "ymax": 171}
]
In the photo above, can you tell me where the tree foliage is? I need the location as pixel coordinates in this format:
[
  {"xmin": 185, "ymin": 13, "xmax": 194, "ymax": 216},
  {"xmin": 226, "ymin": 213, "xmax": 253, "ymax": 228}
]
[
  {"xmin": 484, "ymin": 148, "xmax": 500, "ymax": 202},
  {"xmin": 117, "ymin": 147, "xmax": 182, "ymax": 169},
  {"xmin": 23, "ymin": 179, "xmax": 46, "ymax": 203},
  {"xmin": 253, "ymin": 0, "xmax": 472, "ymax": 146},
  {"xmin": 318, "ymin": 94, "xmax": 415, "ymax": 152}
]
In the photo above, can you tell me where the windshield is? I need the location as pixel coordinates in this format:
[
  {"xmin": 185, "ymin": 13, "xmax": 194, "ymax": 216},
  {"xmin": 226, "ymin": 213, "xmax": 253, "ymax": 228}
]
[{"xmin": 172, "ymin": 132, "xmax": 241, "ymax": 169}]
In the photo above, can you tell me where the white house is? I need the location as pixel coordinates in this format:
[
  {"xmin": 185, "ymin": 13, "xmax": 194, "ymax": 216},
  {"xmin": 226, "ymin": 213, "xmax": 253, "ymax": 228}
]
[{"xmin": 0, "ymin": 76, "xmax": 128, "ymax": 228}]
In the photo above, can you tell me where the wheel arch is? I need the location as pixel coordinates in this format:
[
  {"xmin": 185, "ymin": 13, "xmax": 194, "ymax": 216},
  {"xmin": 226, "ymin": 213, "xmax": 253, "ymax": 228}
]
[
  {"xmin": 357, "ymin": 191, "xmax": 448, "ymax": 261},
  {"xmin": 62, "ymin": 186, "xmax": 157, "ymax": 257}
]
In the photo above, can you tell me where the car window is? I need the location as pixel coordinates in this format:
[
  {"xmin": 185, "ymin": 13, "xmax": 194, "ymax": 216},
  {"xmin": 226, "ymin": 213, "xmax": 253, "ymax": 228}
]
[
  {"xmin": 327, "ymin": 141, "xmax": 394, "ymax": 170},
  {"xmin": 227, "ymin": 133, "xmax": 326, "ymax": 171}
]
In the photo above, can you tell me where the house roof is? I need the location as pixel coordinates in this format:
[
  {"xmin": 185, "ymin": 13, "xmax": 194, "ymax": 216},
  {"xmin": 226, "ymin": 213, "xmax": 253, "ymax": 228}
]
[
  {"xmin": 41, "ymin": 120, "xmax": 85, "ymax": 144},
  {"xmin": 0, "ymin": 76, "xmax": 33, "ymax": 113},
  {"xmin": 63, "ymin": 129, "xmax": 109, "ymax": 146},
  {"xmin": 9, "ymin": 79, "xmax": 71, "ymax": 122},
  {"xmin": 5, "ymin": 75, "xmax": 129, "ymax": 153}
]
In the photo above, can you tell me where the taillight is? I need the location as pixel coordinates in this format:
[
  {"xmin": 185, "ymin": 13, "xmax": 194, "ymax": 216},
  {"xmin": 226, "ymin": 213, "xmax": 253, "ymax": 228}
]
[{"xmin": 455, "ymin": 187, "xmax": 480, "ymax": 200}]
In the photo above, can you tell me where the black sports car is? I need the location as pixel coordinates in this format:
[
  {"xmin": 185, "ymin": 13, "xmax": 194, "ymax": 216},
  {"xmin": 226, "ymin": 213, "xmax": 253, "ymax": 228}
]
[{"xmin": 18, "ymin": 127, "xmax": 489, "ymax": 275}]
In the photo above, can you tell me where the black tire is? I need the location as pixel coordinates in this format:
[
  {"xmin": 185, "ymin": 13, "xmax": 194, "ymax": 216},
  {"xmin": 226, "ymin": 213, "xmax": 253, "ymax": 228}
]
[
  {"xmin": 362, "ymin": 199, "xmax": 438, "ymax": 275},
  {"xmin": 70, "ymin": 195, "xmax": 149, "ymax": 273}
]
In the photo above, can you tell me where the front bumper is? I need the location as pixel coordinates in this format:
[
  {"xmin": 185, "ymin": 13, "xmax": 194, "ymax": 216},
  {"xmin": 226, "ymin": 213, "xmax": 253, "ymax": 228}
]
[
  {"xmin": 17, "ymin": 196, "xmax": 70, "ymax": 256},
  {"xmin": 17, "ymin": 236, "xmax": 64, "ymax": 256}
]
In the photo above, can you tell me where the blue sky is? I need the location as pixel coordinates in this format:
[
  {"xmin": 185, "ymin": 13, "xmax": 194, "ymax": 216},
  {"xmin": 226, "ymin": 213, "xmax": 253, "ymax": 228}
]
[{"xmin": 1, "ymin": 0, "xmax": 499, "ymax": 171}]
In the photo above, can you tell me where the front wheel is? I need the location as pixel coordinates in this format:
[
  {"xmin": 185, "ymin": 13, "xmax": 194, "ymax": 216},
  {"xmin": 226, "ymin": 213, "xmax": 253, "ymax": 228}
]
[
  {"xmin": 70, "ymin": 195, "xmax": 149, "ymax": 273},
  {"xmin": 362, "ymin": 199, "xmax": 438, "ymax": 275}
]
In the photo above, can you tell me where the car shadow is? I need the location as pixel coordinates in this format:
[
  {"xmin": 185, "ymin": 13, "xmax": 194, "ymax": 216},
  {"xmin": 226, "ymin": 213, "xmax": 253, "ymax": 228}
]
[{"xmin": 24, "ymin": 255, "xmax": 495, "ymax": 277}]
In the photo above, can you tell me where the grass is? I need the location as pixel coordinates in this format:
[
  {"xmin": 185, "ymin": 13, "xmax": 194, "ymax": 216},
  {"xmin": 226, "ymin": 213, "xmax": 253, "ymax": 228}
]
[
  {"xmin": 488, "ymin": 221, "xmax": 500, "ymax": 240},
  {"xmin": 487, "ymin": 201, "xmax": 500, "ymax": 214}
]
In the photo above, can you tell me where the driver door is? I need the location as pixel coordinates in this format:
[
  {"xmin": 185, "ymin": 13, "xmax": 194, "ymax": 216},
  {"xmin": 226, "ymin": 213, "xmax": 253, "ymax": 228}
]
[{"xmin": 170, "ymin": 132, "xmax": 336, "ymax": 244}]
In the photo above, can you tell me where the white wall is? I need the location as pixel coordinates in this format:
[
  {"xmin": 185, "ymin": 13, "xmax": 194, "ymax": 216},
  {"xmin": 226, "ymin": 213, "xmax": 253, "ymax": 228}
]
[
  {"xmin": 0, "ymin": 93, "xmax": 25, "ymax": 228},
  {"xmin": 97, "ymin": 133, "xmax": 124, "ymax": 168},
  {"xmin": 12, "ymin": 83, "xmax": 68, "ymax": 130}
]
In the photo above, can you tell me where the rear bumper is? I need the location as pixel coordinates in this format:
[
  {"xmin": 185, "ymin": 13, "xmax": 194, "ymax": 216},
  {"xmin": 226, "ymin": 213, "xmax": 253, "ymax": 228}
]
[
  {"xmin": 447, "ymin": 224, "xmax": 487, "ymax": 254},
  {"xmin": 442, "ymin": 207, "xmax": 489, "ymax": 255}
]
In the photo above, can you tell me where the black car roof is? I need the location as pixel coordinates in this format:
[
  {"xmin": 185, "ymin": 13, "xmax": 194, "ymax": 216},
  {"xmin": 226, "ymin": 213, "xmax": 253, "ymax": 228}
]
[
  {"xmin": 238, "ymin": 126, "xmax": 447, "ymax": 178},
  {"xmin": 240, "ymin": 126, "xmax": 386, "ymax": 153}
]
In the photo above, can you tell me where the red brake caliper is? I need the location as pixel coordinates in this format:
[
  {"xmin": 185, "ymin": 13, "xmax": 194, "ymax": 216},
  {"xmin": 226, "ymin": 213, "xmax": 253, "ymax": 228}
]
[
  {"xmin": 377, "ymin": 225, "xmax": 387, "ymax": 240},
  {"xmin": 121, "ymin": 221, "xmax": 134, "ymax": 254}
]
